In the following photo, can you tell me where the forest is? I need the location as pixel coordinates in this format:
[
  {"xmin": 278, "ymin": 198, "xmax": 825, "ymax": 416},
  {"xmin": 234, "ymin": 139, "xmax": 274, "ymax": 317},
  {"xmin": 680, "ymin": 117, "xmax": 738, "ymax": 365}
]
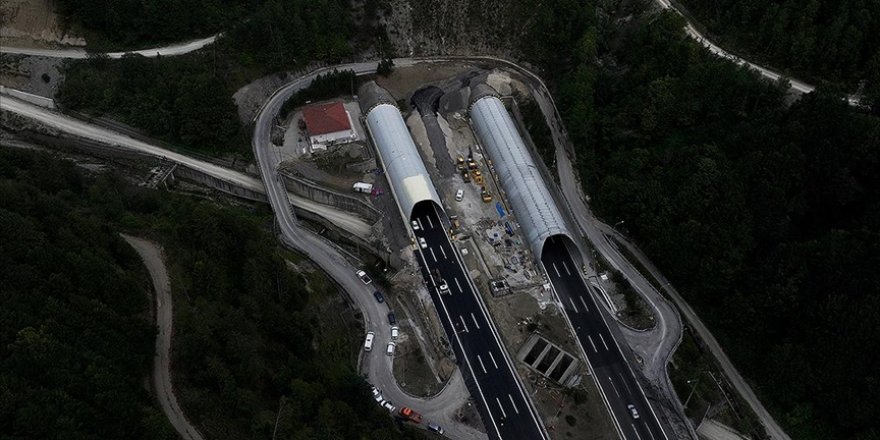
[
  {"xmin": 677, "ymin": 0, "xmax": 880, "ymax": 99},
  {"xmin": 54, "ymin": 0, "xmax": 259, "ymax": 48},
  {"xmin": 56, "ymin": 0, "xmax": 356, "ymax": 155},
  {"xmin": 534, "ymin": 3, "xmax": 879, "ymax": 438},
  {"xmin": 0, "ymin": 149, "xmax": 424, "ymax": 439}
]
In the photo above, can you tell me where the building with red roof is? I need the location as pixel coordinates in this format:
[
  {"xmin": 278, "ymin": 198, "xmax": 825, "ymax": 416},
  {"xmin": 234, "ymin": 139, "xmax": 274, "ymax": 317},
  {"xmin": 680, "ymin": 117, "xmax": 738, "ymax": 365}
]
[{"xmin": 301, "ymin": 101, "xmax": 357, "ymax": 151}]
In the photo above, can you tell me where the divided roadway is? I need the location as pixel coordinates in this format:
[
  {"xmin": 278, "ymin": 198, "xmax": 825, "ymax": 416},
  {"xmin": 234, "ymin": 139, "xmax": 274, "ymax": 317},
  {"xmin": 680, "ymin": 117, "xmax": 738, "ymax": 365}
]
[
  {"xmin": 542, "ymin": 237, "xmax": 668, "ymax": 440},
  {"xmin": 411, "ymin": 202, "xmax": 549, "ymax": 440}
]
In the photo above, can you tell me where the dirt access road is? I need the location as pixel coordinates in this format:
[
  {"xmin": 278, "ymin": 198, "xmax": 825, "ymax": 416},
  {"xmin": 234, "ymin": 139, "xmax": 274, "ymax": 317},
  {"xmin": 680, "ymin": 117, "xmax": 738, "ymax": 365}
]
[{"xmin": 121, "ymin": 234, "xmax": 205, "ymax": 440}]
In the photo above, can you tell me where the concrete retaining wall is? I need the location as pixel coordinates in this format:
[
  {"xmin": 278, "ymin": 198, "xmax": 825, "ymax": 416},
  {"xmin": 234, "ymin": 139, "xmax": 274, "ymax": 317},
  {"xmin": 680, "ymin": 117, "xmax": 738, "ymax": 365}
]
[{"xmin": 279, "ymin": 170, "xmax": 383, "ymax": 224}]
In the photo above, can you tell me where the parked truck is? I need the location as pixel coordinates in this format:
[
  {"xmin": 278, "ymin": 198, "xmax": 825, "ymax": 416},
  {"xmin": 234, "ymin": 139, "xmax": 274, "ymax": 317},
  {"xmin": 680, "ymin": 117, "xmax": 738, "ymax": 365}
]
[
  {"xmin": 353, "ymin": 182, "xmax": 373, "ymax": 193},
  {"xmin": 398, "ymin": 407, "xmax": 423, "ymax": 424}
]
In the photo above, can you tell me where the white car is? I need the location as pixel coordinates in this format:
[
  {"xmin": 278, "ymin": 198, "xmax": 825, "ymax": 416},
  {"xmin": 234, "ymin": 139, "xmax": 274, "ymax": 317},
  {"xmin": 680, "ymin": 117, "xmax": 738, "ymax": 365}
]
[
  {"xmin": 364, "ymin": 332, "xmax": 375, "ymax": 351},
  {"xmin": 386, "ymin": 341, "xmax": 396, "ymax": 356},
  {"xmin": 627, "ymin": 404, "xmax": 640, "ymax": 419},
  {"xmin": 356, "ymin": 270, "xmax": 372, "ymax": 285},
  {"xmin": 419, "ymin": 237, "xmax": 428, "ymax": 249},
  {"xmin": 390, "ymin": 326, "xmax": 399, "ymax": 340},
  {"xmin": 371, "ymin": 386, "xmax": 383, "ymax": 403},
  {"xmin": 382, "ymin": 400, "xmax": 396, "ymax": 412},
  {"xmin": 438, "ymin": 279, "xmax": 449, "ymax": 294},
  {"xmin": 411, "ymin": 220, "xmax": 420, "ymax": 231}
]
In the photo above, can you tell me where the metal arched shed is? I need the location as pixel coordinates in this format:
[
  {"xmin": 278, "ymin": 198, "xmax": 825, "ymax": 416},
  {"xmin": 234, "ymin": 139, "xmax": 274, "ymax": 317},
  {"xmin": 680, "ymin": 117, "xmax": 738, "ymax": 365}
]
[{"xmin": 469, "ymin": 91, "xmax": 575, "ymax": 260}]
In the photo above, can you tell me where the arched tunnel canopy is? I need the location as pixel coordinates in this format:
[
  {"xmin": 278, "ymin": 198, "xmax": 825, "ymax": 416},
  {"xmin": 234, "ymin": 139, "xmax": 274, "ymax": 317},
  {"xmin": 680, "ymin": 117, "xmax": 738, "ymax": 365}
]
[
  {"xmin": 469, "ymin": 86, "xmax": 576, "ymax": 261},
  {"xmin": 361, "ymin": 82, "xmax": 442, "ymax": 221}
]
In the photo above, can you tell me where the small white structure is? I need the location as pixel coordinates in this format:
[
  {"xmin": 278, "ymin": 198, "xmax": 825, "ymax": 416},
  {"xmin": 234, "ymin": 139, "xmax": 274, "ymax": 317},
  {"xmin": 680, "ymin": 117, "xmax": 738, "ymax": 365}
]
[
  {"xmin": 302, "ymin": 101, "xmax": 357, "ymax": 151},
  {"xmin": 353, "ymin": 182, "xmax": 373, "ymax": 193}
]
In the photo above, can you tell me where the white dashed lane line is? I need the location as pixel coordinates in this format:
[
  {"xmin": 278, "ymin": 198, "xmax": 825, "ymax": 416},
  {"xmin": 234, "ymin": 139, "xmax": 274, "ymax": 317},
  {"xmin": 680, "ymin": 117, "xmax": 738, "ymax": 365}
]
[
  {"xmin": 460, "ymin": 315, "xmax": 469, "ymax": 333},
  {"xmin": 599, "ymin": 333, "xmax": 610, "ymax": 350},
  {"xmin": 579, "ymin": 296, "xmax": 590, "ymax": 312},
  {"xmin": 488, "ymin": 351, "xmax": 499, "ymax": 369},
  {"xmin": 569, "ymin": 296, "xmax": 579, "ymax": 313},
  {"xmin": 471, "ymin": 312, "xmax": 481, "ymax": 330},
  {"xmin": 440, "ymin": 245, "xmax": 447, "ymax": 259},
  {"xmin": 496, "ymin": 397, "xmax": 507, "ymax": 418},
  {"xmin": 508, "ymin": 394, "xmax": 520, "ymax": 414},
  {"xmin": 429, "ymin": 247, "xmax": 437, "ymax": 262},
  {"xmin": 562, "ymin": 261, "xmax": 571, "ymax": 276},
  {"xmin": 587, "ymin": 335, "xmax": 598, "ymax": 352},
  {"xmin": 477, "ymin": 355, "xmax": 487, "ymax": 373}
]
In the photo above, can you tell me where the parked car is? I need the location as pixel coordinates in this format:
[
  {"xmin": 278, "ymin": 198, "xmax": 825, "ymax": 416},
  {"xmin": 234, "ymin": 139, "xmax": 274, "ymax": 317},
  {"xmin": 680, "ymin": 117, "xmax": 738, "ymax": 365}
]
[
  {"xmin": 427, "ymin": 422, "xmax": 445, "ymax": 434},
  {"xmin": 386, "ymin": 341, "xmax": 396, "ymax": 357},
  {"xmin": 419, "ymin": 237, "xmax": 428, "ymax": 249},
  {"xmin": 364, "ymin": 332, "xmax": 375, "ymax": 351},
  {"xmin": 371, "ymin": 386, "xmax": 383, "ymax": 403},
  {"xmin": 387, "ymin": 312, "xmax": 397, "ymax": 325},
  {"xmin": 382, "ymin": 400, "xmax": 396, "ymax": 412},
  {"xmin": 356, "ymin": 270, "xmax": 372, "ymax": 285},
  {"xmin": 438, "ymin": 279, "xmax": 449, "ymax": 294},
  {"xmin": 411, "ymin": 220, "xmax": 420, "ymax": 231},
  {"xmin": 627, "ymin": 404, "xmax": 640, "ymax": 419},
  {"xmin": 373, "ymin": 290, "xmax": 385, "ymax": 303},
  {"xmin": 390, "ymin": 326, "xmax": 399, "ymax": 340},
  {"xmin": 455, "ymin": 189, "xmax": 464, "ymax": 201}
]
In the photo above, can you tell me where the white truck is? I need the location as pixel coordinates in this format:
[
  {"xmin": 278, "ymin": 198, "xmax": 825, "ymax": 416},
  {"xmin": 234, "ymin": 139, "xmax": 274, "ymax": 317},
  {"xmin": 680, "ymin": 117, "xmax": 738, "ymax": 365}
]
[{"xmin": 353, "ymin": 182, "xmax": 373, "ymax": 193}]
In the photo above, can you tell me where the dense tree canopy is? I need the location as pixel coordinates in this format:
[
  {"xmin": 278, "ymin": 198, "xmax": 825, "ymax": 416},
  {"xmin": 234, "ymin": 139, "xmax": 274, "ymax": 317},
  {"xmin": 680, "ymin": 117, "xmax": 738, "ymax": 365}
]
[
  {"xmin": 0, "ymin": 149, "xmax": 423, "ymax": 439},
  {"xmin": 554, "ymin": 10, "xmax": 880, "ymax": 439},
  {"xmin": 679, "ymin": 0, "xmax": 880, "ymax": 97},
  {"xmin": 0, "ymin": 152, "xmax": 173, "ymax": 440},
  {"xmin": 54, "ymin": 0, "xmax": 261, "ymax": 47},
  {"xmin": 56, "ymin": 0, "xmax": 355, "ymax": 155}
]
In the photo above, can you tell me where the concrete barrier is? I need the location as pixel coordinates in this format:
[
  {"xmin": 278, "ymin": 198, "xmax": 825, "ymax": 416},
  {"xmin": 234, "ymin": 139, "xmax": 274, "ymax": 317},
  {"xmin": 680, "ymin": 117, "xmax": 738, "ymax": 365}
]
[
  {"xmin": 279, "ymin": 170, "xmax": 383, "ymax": 224},
  {"xmin": 0, "ymin": 87, "xmax": 55, "ymax": 109}
]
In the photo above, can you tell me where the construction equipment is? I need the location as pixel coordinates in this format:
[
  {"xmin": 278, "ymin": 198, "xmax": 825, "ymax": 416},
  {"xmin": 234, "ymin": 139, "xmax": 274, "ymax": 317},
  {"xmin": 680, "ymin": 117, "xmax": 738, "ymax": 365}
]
[
  {"xmin": 481, "ymin": 187, "xmax": 493, "ymax": 203},
  {"xmin": 472, "ymin": 169, "xmax": 483, "ymax": 184},
  {"xmin": 456, "ymin": 156, "xmax": 466, "ymax": 171},
  {"xmin": 461, "ymin": 170, "xmax": 471, "ymax": 183},
  {"xmin": 399, "ymin": 407, "xmax": 423, "ymax": 424}
]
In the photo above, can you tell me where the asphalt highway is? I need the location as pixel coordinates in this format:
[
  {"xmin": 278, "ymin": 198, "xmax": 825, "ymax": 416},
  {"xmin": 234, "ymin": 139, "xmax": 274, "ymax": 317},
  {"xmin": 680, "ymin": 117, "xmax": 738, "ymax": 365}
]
[
  {"xmin": 411, "ymin": 202, "xmax": 548, "ymax": 440},
  {"xmin": 541, "ymin": 237, "xmax": 668, "ymax": 440}
]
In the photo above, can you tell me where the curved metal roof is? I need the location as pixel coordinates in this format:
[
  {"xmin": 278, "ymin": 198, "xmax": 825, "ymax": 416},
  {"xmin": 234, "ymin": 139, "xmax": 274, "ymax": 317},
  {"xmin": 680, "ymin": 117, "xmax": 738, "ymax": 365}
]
[
  {"xmin": 365, "ymin": 103, "xmax": 442, "ymax": 220},
  {"xmin": 470, "ymin": 93, "xmax": 573, "ymax": 259}
]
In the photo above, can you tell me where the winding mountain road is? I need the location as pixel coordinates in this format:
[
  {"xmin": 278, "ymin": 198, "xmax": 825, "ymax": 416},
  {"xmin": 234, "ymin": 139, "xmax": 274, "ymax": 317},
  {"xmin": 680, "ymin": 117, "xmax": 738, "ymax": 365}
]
[
  {"xmin": 0, "ymin": 35, "xmax": 219, "ymax": 59},
  {"xmin": 121, "ymin": 234, "xmax": 205, "ymax": 440}
]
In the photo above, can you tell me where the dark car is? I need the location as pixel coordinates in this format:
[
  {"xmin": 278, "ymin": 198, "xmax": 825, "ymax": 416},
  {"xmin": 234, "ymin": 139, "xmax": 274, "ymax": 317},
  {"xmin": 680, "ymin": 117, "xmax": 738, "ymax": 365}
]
[
  {"xmin": 373, "ymin": 291, "xmax": 385, "ymax": 303},
  {"xmin": 387, "ymin": 312, "xmax": 397, "ymax": 325}
]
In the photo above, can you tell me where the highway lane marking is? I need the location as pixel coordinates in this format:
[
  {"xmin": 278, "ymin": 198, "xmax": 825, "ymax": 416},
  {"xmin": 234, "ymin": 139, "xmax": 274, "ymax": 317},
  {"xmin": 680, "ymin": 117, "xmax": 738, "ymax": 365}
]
[
  {"xmin": 430, "ymin": 247, "xmax": 437, "ymax": 262},
  {"xmin": 619, "ymin": 372, "xmax": 633, "ymax": 395},
  {"xmin": 609, "ymin": 377, "xmax": 621, "ymax": 397},
  {"xmin": 552, "ymin": 262, "xmax": 561, "ymax": 277},
  {"xmin": 579, "ymin": 296, "xmax": 590, "ymax": 312},
  {"xmin": 632, "ymin": 424, "xmax": 643, "ymax": 440},
  {"xmin": 426, "ymin": 216, "xmax": 434, "ymax": 229},
  {"xmin": 587, "ymin": 335, "xmax": 598, "ymax": 352},
  {"xmin": 460, "ymin": 315, "xmax": 469, "ymax": 333},
  {"xmin": 508, "ymin": 394, "xmax": 520, "ymax": 414},
  {"xmin": 647, "ymin": 426, "xmax": 656, "ymax": 440},
  {"xmin": 477, "ymin": 355, "xmax": 488, "ymax": 373},
  {"xmin": 440, "ymin": 245, "xmax": 448, "ymax": 259},
  {"xmin": 599, "ymin": 333, "xmax": 610, "ymax": 350},
  {"xmin": 471, "ymin": 313, "xmax": 481, "ymax": 330},
  {"xmin": 562, "ymin": 261, "xmax": 571, "ymax": 276},
  {"xmin": 454, "ymin": 277, "xmax": 462, "ymax": 293},
  {"xmin": 417, "ymin": 218, "xmax": 424, "ymax": 230},
  {"xmin": 496, "ymin": 397, "xmax": 508, "ymax": 418},
  {"xmin": 488, "ymin": 351, "xmax": 499, "ymax": 369},
  {"xmin": 568, "ymin": 297, "xmax": 579, "ymax": 313}
]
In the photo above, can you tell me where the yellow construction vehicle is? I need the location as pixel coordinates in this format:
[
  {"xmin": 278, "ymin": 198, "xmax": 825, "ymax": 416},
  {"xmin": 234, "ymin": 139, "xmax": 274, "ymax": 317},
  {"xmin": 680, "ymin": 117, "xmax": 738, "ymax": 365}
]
[
  {"xmin": 481, "ymin": 187, "xmax": 493, "ymax": 203},
  {"xmin": 472, "ymin": 169, "xmax": 483, "ymax": 184}
]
